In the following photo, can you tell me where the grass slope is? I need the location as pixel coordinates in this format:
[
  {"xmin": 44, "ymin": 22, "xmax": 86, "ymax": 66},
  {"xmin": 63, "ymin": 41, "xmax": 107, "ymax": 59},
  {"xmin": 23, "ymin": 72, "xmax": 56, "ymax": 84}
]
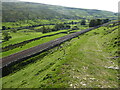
[
  {"xmin": 2, "ymin": 24, "xmax": 119, "ymax": 88},
  {"xmin": 2, "ymin": 2, "xmax": 117, "ymax": 22}
]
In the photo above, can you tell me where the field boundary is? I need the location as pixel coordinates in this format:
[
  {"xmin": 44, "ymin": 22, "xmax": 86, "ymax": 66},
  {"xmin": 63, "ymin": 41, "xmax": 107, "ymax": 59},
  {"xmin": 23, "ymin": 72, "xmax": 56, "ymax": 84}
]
[{"xmin": 1, "ymin": 21, "xmax": 119, "ymax": 70}]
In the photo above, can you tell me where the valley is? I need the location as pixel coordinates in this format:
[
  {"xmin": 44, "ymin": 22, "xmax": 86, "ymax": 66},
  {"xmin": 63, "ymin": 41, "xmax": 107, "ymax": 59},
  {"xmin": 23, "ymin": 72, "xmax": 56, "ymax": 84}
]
[{"xmin": 1, "ymin": 1, "xmax": 119, "ymax": 89}]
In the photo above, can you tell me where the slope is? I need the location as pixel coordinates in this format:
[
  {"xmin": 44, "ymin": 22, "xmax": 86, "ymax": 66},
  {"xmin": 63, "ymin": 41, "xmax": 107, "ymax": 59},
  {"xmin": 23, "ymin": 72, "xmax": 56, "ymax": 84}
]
[
  {"xmin": 2, "ymin": 23, "xmax": 119, "ymax": 88},
  {"xmin": 2, "ymin": 2, "xmax": 117, "ymax": 22}
]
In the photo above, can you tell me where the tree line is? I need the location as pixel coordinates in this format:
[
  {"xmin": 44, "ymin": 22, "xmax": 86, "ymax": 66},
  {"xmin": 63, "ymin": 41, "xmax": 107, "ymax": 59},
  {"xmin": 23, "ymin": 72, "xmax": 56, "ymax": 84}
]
[
  {"xmin": 2, "ymin": 18, "xmax": 110, "ymax": 41},
  {"xmin": 36, "ymin": 23, "xmax": 79, "ymax": 33},
  {"xmin": 89, "ymin": 19, "xmax": 110, "ymax": 27}
]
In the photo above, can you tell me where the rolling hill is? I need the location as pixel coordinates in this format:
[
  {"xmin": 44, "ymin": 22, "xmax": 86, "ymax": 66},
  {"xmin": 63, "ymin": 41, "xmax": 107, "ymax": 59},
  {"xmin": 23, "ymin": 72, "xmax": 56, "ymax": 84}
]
[
  {"xmin": 1, "ymin": 0, "xmax": 119, "ymax": 88},
  {"xmin": 2, "ymin": 1, "xmax": 117, "ymax": 22}
]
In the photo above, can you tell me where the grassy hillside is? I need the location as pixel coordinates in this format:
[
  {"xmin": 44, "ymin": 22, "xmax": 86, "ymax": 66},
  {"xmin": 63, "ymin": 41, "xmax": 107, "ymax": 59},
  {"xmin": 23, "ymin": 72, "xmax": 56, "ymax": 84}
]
[
  {"xmin": 2, "ymin": 23, "xmax": 119, "ymax": 88},
  {"xmin": 2, "ymin": 1, "xmax": 119, "ymax": 88},
  {"xmin": 2, "ymin": 2, "xmax": 117, "ymax": 22}
]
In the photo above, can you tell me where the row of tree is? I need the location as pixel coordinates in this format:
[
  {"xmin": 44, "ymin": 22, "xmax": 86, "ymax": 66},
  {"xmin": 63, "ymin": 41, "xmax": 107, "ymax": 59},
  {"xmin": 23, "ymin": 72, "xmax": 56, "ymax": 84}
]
[
  {"xmin": 89, "ymin": 19, "xmax": 110, "ymax": 27},
  {"xmin": 2, "ymin": 18, "xmax": 110, "ymax": 41},
  {"xmin": 2, "ymin": 21, "xmax": 81, "ymax": 41},
  {"xmin": 37, "ymin": 18, "xmax": 110, "ymax": 33},
  {"xmin": 36, "ymin": 23, "xmax": 77, "ymax": 33},
  {"xmin": 2, "ymin": 20, "xmax": 83, "ymax": 31},
  {"xmin": 36, "ymin": 23, "xmax": 81, "ymax": 33}
]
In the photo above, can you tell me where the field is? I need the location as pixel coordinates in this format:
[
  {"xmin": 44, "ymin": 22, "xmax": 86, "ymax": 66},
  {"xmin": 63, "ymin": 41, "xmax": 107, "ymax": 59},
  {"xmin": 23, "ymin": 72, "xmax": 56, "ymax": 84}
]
[
  {"xmin": 2, "ymin": 20, "xmax": 89, "ymax": 58},
  {"xmin": 2, "ymin": 24, "xmax": 119, "ymax": 88},
  {"xmin": 1, "ymin": 1, "xmax": 119, "ymax": 88}
]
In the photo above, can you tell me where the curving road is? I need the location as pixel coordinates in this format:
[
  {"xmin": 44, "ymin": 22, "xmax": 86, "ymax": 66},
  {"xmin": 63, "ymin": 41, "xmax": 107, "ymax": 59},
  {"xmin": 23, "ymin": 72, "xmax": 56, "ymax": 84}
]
[{"xmin": 1, "ymin": 21, "xmax": 119, "ymax": 69}]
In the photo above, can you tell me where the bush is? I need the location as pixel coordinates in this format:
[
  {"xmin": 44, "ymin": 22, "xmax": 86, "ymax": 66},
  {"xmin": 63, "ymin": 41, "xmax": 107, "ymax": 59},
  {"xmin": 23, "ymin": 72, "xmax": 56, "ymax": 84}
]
[
  {"xmin": 2, "ymin": 26, "xmax": 7, "ymax": 30},
  {"xmin": 11, "ymin": 29, "xmax": 17, "ymax": 33},
  {"xmin": 89, "ymin": 19, "xmax": 102, "ymax": 27},
  {"xmin": 81, "ymin": 20, "xmax": 86, "ymax": 25},
  {"xmin": 89, "ymin": 18, "xmax": 110, "ymax": 27},
  {"xmin": 3, "ymin": 31, "xmax": 12, "ymax": 41},
  {"xmin": 53, "ymin": 23, "xmax": 71, "ymax": 31},
  {"xmin": 72, "ymin": 26, "xmax": 79, "ymax": 30}
]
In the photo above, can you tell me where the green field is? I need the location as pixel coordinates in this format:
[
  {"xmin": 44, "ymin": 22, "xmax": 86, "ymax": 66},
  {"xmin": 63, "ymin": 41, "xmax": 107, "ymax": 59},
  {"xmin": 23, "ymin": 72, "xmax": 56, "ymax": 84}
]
[
  {"xmin": 2, "ymin": 22, "xmax": 89, "ymax": 58},
  {"xmin": 2, "ymin": 24, "xmax": 119, "ymax": 88},
  {"xmin": 2, "ymin": 1, "xmax": 119, "ymax": 89},
  {"xmin": 2, "ymin": 19, "xmax": 86, "ymax": 47}
]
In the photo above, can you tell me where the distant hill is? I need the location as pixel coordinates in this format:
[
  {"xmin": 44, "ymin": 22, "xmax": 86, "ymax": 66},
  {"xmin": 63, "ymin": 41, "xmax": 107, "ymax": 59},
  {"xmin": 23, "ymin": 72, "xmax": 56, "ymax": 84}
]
[{"xmin": 2, "ymin": 2, "xmax": 117, "ymax": 22}]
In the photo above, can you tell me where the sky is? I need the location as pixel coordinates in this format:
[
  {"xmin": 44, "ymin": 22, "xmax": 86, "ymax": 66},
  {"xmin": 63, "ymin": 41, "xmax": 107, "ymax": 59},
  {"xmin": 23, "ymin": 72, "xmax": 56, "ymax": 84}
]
[{"xmin": 19, "ymin": 0, "xmax": 119, "ymax": 12}]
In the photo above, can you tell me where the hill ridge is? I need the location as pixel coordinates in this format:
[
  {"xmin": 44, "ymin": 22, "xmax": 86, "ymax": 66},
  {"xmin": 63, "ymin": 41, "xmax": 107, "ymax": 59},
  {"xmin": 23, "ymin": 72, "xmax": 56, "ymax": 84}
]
[{"xmin": 2, "ymin": 2, "xmax": 117, "ymax": 22}]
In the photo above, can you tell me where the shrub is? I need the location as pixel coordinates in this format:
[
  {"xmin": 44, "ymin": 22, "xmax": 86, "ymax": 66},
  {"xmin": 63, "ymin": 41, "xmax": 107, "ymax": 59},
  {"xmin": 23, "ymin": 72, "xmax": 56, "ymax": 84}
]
[{"xmin": 3, "ymin": 31, "xmax": 12, "ymax": 41}]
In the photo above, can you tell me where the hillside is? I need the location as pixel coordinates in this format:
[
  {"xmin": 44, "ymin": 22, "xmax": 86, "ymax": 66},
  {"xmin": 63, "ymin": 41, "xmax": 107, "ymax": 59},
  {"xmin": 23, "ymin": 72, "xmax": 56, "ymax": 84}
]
[
  {"xmin": 2, "ymin": 22, "xmax": 119, "ymax": 88},
  {"xmin": 2, "ymin": 2, "xmax": 117, "ymax": 22},
  {"xmin": 1, "ymin": 1, "xmax": 119, "ymax": 88}
]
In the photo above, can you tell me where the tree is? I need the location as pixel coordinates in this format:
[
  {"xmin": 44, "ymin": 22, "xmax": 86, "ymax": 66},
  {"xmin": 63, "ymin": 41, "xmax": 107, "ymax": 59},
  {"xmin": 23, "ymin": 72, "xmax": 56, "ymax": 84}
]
[
  {"xmin": 2, "ymin": 26, "xmax": 7, "ymax": 30},
  {"xmin": 53, "ymin": 23, "xmax": 66, "ymax": 31},
  {"xmin": 89, "ymin": 19, "xmax": 102, "ymax": 27},
  {"xmin": 96, "ymin": 19, "xmax": 102, "ymax": 26},
  {"xmin": 71, "ymin": 21, "xmax": 74, "ymax": 25},
  {"xmin": 3, "ymin": 31, "xmax": 12, "ymax": 41},
  {"xmin": 65, "ymin": 25, "xmax": 71, "ymax": 29},
  {"xmin": 11, "ymin": 29, "xmax": 17, "ymax": 33},
  {"xmin": 81, "ymin": 20, "xmax": 86, "ymax": 25},
  {"xmin": 89, "ymin": 19, "xmax": 96, "ymax": 27},
  {"xmin": 72, "ymin": 26, "xmax": 79, "ymax": 30},
  {"xmin": 8, "ymin": 27, "xmax": 11, "ymax": 29},
  {"xmin": 41, "ymin": 26, "xmax": 47, "ymax": 33},
  {"xmin": 41, "ymin": 26, "xmax": 51, "ymax": 33},
  {"xmin": 103, "ymin": 19, "xmax": 110, "ymax": 23}
]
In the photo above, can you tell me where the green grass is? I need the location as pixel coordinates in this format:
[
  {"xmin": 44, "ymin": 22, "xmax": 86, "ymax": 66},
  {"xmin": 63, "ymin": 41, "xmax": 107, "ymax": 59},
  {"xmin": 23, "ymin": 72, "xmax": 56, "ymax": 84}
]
[
  {"xmin": 2, "ymin": 25, "xmax": 119, "ymax": 88},
  {"xmin": 2, "ymin": 24, "xmax": 87, "ymax": 48},
  {"xmin": 2, "ymin": 25, "xmax": 89, "ymax": 57},
  {"xmin": 2, "ymin": 33, "xmax": 67, "ymax": 57},
  {"xmin": 2, "ymin": 18, "xmax": 88, "ymax": 48},
  {"xmin": 2, "ymin": 30, "xmax": 42, "ymax": 48},
  {"xmin": 2, "ymin": 29, "xmax": 70, "ymax": 48},
  {"xmin": 2, "ymin": 19, "xmax": 83, "ymax": 29},
  {"xmin": 33, "ymin": 25, "xmax": 55, "ymax": 30},
  {"xmin": 2, "ymin": 29, "xmax": 72, "ymax": 58}
]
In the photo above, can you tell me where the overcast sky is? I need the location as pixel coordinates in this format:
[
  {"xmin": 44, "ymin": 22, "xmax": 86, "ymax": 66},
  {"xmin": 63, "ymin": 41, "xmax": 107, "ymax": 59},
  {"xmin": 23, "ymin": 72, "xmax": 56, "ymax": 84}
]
[{"xmin": 19, "ymin": 0, "xmax": 119, "ymax": 12}]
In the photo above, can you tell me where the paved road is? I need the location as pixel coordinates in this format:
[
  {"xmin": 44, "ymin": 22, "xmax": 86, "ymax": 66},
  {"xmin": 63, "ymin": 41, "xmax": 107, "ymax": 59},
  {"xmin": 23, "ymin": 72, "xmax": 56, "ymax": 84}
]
[{"xmin": 1, "ymin": 21, "xmax": 119, "ymax": 68}]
